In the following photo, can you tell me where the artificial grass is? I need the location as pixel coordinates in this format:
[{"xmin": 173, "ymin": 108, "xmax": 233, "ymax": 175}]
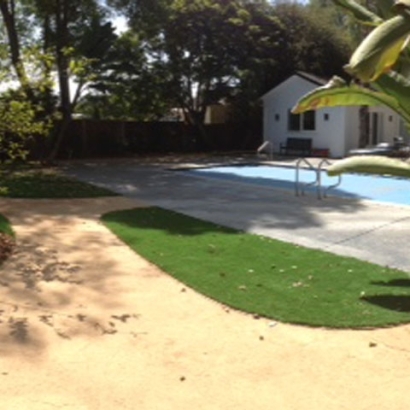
[
  {"xmin": 102, "ymin": 207, "xmax": 410, "ymax": 329},
  {"xmin": 0, "ymin": 168, "xmax": 118, "ymax": 198}
]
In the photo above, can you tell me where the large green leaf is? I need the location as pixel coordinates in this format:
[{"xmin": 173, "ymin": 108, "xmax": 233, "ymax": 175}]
[
  {"xmin": 292, "ymin": 76, "xmax": 401, "ymax": 115},
  {"xmin": 374, "ymin": 71, "xmax": 410, "ymax": 123},
  {"xmin": 395, "ymin": 0, "xmax": 410, "ymax": 14},
  {"xmin": 345, "ymin": 14, "xmax": 410, "ymax": 82},
  {"xmin": 332, "ymin": 0, "xmax": 383, "ymax": 25},
  {"xmin": 377, "ymin": 0, "xmax": 398, "ymax": 20},
  {"xmin": 327, "ymin": 156, "xmax": 410, "ymax": 177}
]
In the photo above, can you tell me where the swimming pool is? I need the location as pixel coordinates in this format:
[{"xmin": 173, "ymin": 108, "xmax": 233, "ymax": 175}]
[{"xmin": 185, "ymin": 164, "xmax": 410, "ymax": 206}]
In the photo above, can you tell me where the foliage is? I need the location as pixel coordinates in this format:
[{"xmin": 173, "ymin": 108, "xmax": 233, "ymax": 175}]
[
  {"xmin": 308, "ymin": 0, "xmax": 363, "ymax": 46},
  {"xmin": 294, "ymin": 0, "xmax": 410, "ymax": 176},
  {"xmin": 327, "ymin": 155, "xmax": 410, "ymax": 176},
  {"xmin": 227, "ymin": 1, "xmax": 353, "ymax": 123},
  {"xmin": 145, "ymin": 0, "xmax": 282, "ymax": 125},
  {"xmin": 105, "ymin": 0, "xmax": 352, "ymax": 124},
  {"xmin": 103, "ymin": 206, "xmax": 410, "ymax": 328},
  {"xmin": 77, "ymin": 31, "xmax": 171, "ymax": 120},
  {"xmin": 0, "ymin": 0, "xmax": 356, "ymax": 155},
  {"xmin": 273, "ymin": 2, "xmax": 353, "ymax": 82},
  {"xmin": 0, "ymin": 0, "xmax": 117, "ymax": 161},
  {"xmin": 0, "ymin": 90, "xmax": 52, "ymax": 162}
]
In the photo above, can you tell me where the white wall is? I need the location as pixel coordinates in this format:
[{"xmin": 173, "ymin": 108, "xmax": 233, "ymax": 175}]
[
  {"xmin": 262, "ymin": 75, "xmax": 346, "ymax": 157},
  {"xmin": 344, "ymin": 106, "xmax": 401, "ymax": 151},
  {"xmin": 344, "ymin": 107, "xmax": 361, "ymax": 154},
  {"xmin": 314, "ymin": 107, "xmax": 346, "ymax": 158},
  {"xmin": 263, "ymin": 76, "xmax": 316, "ymax": 152},
  {"xmin": 262, "ymin": 75, "xmax": 403, "ymax": 157},
  {"xmin": 368, "ymin": 106, "xmax": 401, "ymax": 144}
]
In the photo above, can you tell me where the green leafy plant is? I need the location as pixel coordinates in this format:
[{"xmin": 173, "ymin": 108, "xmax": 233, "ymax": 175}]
[
  {"xmin": 293, "ymin": 0, "xmax": 410, "ymax": 176},
  {"xmin": 0, "ymin": 91, "xmax": 52, "ymax": 162}
]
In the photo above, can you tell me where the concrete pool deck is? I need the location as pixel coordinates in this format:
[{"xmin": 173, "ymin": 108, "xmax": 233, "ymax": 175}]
[{"xmin": 66, "ymin": 155, "xmax": 410, "ymax": 273}]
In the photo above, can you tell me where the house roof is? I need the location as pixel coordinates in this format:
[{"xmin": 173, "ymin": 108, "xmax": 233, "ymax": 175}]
[
  {"xmin": 261, "ymin": 71, "xmax": 328, "ymax": 100},
  {"xmin": 295, "ymin": 71, "xmax": 327, "ymax": 86}
]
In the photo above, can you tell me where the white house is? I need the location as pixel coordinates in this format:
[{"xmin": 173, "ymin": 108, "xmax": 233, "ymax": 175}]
[{"xmin": 262, "ymin": 72, "xmax": 403, "ymax": 158}]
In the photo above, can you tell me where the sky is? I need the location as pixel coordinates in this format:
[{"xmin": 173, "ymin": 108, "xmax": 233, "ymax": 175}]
[{"xmin": 112, "ymin": 15, "xmax": 128, "ymax": 35}]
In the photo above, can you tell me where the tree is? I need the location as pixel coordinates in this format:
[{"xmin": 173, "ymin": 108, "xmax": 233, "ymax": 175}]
[
  {"xmin": 77, "ymin": 30, "xmax": 171, "ymax": 120},
  {"xmin": 34, "ymin": 0, "xmax": 117, "ymax": 161},
  {"xmin": 308, "ymin": 0, "xmax": 364, "ymax": 47},
  {"xmin": 106, "ymin": 0, "xmax": 285, "ymax": 128},
  {"xmin": 0, "ymin": 88, "xmax": 52, "ymax": 162},
  {"xmin": 273, "ymin": 2, "xmax": 352, "ymax": 82},
  {"xmin": 0, "ymin": 0, "xmax": 36, "ymax": 99},
  {"xmin": 227, "ymin": 1, "xmax": 352, "ymax": 123},
  {"xmin": 94, "ymin": 0, "xmax": 351, "ymax": 134},
  {"xmin": 0, "ymin": 0, "xmax": 117, "ymax": 161}
]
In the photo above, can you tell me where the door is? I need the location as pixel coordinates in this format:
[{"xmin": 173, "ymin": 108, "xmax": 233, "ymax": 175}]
[{"xmin": 369, "ymin": 112, "xmax": 383, "ymax": 145}]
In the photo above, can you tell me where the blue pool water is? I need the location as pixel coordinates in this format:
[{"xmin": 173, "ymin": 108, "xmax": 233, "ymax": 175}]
[{"xmin": 186, "ymin": 165, "xmax": 410, "ymax": 206}]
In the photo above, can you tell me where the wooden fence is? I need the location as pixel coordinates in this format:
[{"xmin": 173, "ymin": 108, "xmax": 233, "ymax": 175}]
[{"xmin": 42, "ymin": 120, "xmax": 263, "ymax": 159}]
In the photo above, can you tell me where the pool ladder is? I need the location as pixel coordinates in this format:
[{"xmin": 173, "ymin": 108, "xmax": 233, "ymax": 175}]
[{"xmin": 295, "ymin": 158, "xmax": 341, "ymax": 199}]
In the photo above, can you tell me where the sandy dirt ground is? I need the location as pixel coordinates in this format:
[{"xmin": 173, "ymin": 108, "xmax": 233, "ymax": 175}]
[{"xmin": 0, "ymin": 196, "xmax": 409, "ymax": 409}]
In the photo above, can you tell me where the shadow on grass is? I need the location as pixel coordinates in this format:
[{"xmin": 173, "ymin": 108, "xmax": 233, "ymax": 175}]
[
  {"xmin": 102, "ymin": 207, "xmax": 239, "ymax": 237},
  {"xmin": 371, "ymin": 279, "xmax": 410, "ymax": 288},
  {"xmin": 361, "ymin": 295, "xmax": 410, "ymax": 312}
]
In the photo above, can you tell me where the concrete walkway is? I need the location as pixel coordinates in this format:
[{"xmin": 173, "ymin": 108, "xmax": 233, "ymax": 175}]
[{"xmin": 66, "ymin": 157, "xmax": 410, "ymax": 273}]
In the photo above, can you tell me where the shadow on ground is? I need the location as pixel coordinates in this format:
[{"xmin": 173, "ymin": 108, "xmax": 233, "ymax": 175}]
[
  {"xmin": 64, "ymin": 156, "xmax": 366, "ymax": 233},
  {"xmin": 0, "ymin": 197, "xmax": 143, "ymax": 357}
]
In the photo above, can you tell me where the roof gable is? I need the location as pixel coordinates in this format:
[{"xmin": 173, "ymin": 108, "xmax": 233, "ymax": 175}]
[
  {"xmin": 261, "ymin": 72, "xmax": 327, "ymax": 100},
  {"xmin": 295, "ymin": 71, "xmax": 327, "ymax": 86}
]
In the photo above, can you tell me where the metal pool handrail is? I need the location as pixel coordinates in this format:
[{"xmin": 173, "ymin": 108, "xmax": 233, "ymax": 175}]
[
  {"xmin": 257, "ymin": 141, "xmax": 273, "ymax": 159},
  {"xmin": 295, "ymin": 158, "xmax": 320, "ymax": 198},
  {"xmin": 295, "ymin": 158, "xmax": 342, "ymax": 199},
  {"xmin": 318, "ymin": 159, "xmax": 342, "ymax": 199}
]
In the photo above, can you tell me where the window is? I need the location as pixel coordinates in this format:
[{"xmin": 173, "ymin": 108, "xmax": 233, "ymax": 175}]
[
  {"xmin": 288, "ymin": 110, "xmax": 316, "ymax": 131},
  {"xmin": 303, "ymin": 110, "xmax": 316, "ymax": 130},
  {"xmin": 288, "ymin": 111, "xmax": 301, "ymax": 131}
]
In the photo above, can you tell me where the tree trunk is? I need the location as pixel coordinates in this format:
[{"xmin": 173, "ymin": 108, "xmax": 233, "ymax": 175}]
[
  {"xmin": 46, "ymin": 116, "xmax": 71, "ymax": 163},
  {"xmin": 47, "ymin": 0, "xmax": 72, "ymax": 162},
  {"xmin": 0, "ymin": 0, "xmax": 34, "ymax": 100}
]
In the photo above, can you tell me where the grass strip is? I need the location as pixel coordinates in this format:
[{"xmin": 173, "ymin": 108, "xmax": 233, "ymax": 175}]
[
  {"xmin": 0, "ymin": 168, "xmax": 118, "ymax": 198},
  {"xmin": 102, "ymin": 207, "xmax": 410, "ymax": 329}
]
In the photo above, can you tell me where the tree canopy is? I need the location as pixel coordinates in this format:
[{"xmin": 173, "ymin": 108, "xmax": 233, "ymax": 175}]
[{"xmin": 0, "ymin": 0, "xmax": 353, "ymax": 158}]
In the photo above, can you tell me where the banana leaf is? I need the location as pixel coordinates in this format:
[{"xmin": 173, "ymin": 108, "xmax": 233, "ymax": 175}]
[
  {"xmin": 327, "ymin": 155, "xmax": 410, "ymax": 177},
  {"xmin": 292, "ymin": 77, "xmax": 402, "ymax": 116},
  {"xmin": 333, "ymin": 0, "xmax": 383, "ymax": 25},
  {"xmin": 345, "ymin": 14, "xmax": 410, "ymax": 82},
  {"xmin": 374, "ymin": 71, "xmax": 410, "ymax": 123}
]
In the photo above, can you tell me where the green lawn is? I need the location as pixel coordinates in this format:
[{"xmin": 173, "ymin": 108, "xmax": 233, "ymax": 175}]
[
  {"xmin": 102, "ymin": 207, "xmax": 410, "ymax": 329},
  {"xmin": 0, "ymin": 167, "xmax": 117, "ymax": 198}
]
